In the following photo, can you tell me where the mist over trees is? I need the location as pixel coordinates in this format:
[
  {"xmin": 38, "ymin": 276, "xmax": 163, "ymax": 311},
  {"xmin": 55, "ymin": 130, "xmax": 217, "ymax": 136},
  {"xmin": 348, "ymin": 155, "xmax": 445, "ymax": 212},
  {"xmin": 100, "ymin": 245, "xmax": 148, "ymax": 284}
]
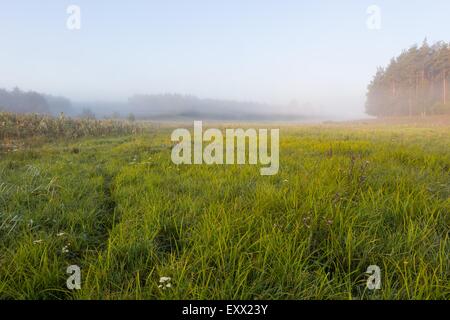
[
  {"xmin": 1, "ymin": 90, "xmax": 297, "ymax": 120},
  {"xmin": 79, "ymin": 108, "xmax": 96, "ymax": 120},
  {"xmin": 366, "ymin": 40, "xmax": 450, "ymax": 116},
  {"xmin": 0, "ymin": 87, "xmax": 74, "ymax": 116},
  {"xmin": 2, "ymin": 89, "xmax": 292, "ymax": 120},
  {"xmin": 0, "ymin": 88, "xmax": 50, "ymax": 114},
  {"xmin": 43, "ymin": 94, "xmax": 74, "ymax": 115},
  {"xmin": 3, "ymin": 42, "xmax": 450, "ymax": 120},
  {"xmin": 127, "ymin": 93, "xmax": 280, "ymax": 119}
]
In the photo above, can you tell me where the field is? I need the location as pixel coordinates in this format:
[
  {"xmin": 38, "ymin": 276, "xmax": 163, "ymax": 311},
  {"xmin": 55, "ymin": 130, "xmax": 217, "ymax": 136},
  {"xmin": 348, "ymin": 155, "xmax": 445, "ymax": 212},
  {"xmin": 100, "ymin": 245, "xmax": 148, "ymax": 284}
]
[{"xmin": 0, "ymin": 119, "xmax": 449, "ymax": 300}]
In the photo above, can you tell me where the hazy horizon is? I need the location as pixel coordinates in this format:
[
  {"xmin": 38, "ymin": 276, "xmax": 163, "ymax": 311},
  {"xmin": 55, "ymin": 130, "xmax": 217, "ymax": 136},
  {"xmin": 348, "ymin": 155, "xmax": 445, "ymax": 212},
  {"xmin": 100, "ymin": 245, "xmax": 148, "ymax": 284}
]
[{"xmin": 1, "ymin": 1, "xmax": 449, "ymax": 118}]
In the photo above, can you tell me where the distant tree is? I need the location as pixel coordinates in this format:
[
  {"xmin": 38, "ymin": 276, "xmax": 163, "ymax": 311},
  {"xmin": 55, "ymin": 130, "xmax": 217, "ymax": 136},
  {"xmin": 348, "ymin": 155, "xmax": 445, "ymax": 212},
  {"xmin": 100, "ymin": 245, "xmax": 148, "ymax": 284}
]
[
  {"xmin": 44, "ymin": 94, "xmax": 73, "ymax": 115},
  {"xmin": 127, "ymin": 113, "xmax": 136, "ymax": 122},
  {"xmin": 80, "ymin": 108, "xmax": 96, "ymax": 120},
  {"xmin": 0, "ymin": 87, "xmax": 50, "ymax": 114},
  {"xmin": 111, "ymin": 112, "xmax": 121, "ymax": 119},
  {"xmin": 0, "ymin": 87, "xmax": 75, "ymax": 115},
  {"xmin": 127, "ymin": 93, "xmax": 274, "ymax": 119}
]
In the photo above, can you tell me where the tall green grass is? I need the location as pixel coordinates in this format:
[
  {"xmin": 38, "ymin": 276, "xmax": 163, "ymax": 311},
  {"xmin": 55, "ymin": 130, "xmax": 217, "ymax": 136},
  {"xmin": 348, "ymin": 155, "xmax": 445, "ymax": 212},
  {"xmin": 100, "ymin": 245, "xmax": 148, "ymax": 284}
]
[{"xmin": 0, "ymin": 124, "xmax": 448, "ymax": 299}]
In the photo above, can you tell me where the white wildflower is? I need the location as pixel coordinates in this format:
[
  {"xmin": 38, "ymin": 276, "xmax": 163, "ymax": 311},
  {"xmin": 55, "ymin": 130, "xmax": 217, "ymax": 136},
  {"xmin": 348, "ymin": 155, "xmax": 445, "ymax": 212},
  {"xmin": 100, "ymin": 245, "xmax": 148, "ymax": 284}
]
[
  {"xmin": 159, "ymin": 276, "xmax": 171, "ymax": 283},
  {"xmin": 158, "ymin": 276, "xmax": 172, "ymax": 289}
]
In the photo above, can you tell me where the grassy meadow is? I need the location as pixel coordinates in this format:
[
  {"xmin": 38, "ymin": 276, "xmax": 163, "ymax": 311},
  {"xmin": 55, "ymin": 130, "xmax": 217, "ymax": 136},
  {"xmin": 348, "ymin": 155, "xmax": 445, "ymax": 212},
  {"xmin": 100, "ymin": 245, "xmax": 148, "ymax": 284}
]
[{"xmin": 0, "ymin": 120, "xmax": 449, "ymax": 299}]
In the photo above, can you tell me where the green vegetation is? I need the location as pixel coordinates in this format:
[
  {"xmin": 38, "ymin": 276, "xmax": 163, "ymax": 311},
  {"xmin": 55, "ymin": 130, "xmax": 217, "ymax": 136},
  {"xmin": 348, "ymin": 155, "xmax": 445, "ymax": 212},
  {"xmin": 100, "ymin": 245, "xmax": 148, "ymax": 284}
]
[
  {"xmin": 0, "ymin": 122, "xmax": 449, "ymax": 299},
  {"xmin": 367, "ymin": 40, "xmax": 450, "ymax": 116}
]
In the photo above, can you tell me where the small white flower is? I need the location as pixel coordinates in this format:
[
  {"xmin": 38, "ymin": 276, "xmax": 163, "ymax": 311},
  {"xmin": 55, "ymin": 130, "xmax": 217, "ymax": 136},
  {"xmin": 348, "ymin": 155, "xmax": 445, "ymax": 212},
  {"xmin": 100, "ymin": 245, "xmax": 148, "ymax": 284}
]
[
  {"xmin": 62, "ymin": 245, "xmax": 69, "ymax": 253},
  {"xmin": 159, "ymin": 277, "xmax": 171, "ymax": 283},
  {"xmin": 158, "ymin": 276, "xmax": 172, "ymax": 289}
]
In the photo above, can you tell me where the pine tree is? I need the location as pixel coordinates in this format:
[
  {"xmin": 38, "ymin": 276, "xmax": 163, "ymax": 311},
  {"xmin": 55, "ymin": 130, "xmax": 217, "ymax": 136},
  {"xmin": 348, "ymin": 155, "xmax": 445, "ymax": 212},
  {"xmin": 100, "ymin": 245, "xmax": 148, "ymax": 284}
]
[{"xmin": 366, "ymin": 41, "xmax": 450, "ymax": 116}]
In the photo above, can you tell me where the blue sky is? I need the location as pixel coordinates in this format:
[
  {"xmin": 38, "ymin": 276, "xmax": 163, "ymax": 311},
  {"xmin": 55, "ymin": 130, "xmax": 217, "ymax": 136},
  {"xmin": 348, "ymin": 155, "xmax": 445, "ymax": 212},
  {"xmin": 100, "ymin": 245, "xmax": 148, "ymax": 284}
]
[{"xmin": 0, "ymin": 0, "xmax": 449, "ymax": 115}]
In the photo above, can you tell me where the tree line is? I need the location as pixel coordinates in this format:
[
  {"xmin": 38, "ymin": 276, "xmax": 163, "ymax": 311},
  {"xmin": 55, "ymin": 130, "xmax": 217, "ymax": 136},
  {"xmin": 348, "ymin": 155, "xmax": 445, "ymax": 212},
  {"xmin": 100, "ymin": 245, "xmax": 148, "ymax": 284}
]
[
  {"xmin": 127, "ymin": 93, "xmax": 276, "ymax": 120},
  {"xmin": 0, "ymin": 87, "xmax": 73, "ymax": 116},
  {"xmin": 366, "ymin": 40, "xmax": 450, "ymax": 116},
  {"xmin": 0, "ymin": 89, "xmax": 282, "ymax": 120}
]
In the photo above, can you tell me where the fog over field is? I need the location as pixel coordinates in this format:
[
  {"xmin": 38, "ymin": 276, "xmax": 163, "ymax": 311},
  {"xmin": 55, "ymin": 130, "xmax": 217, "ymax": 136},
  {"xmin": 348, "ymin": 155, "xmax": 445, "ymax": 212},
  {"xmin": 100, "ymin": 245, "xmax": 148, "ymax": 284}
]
[
  {"xmin": 0, "ymin": 1, "xmax": 449, "ymax": 304},
  {"xmin": 1, "ymin": 1, "xmax": 448, "ymax": 121}
]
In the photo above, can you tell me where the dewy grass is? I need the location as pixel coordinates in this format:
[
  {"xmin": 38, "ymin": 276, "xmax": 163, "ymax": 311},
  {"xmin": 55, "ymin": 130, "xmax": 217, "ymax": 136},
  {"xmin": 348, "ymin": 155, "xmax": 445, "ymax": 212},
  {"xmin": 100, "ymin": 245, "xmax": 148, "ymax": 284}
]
[{"xmin": 0, "ymin": 123, "xmax": 448, "ymax": 299}]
